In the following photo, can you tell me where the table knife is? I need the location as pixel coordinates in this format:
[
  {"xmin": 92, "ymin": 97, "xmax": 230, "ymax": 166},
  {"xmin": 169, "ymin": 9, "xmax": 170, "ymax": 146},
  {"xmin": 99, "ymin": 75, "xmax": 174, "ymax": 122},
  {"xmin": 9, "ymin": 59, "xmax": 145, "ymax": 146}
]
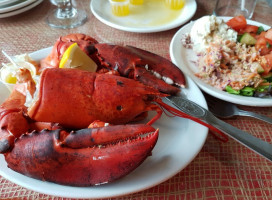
[{"xmin": 165, "ymin": 96, "xmax": 272, "ymax": 162}]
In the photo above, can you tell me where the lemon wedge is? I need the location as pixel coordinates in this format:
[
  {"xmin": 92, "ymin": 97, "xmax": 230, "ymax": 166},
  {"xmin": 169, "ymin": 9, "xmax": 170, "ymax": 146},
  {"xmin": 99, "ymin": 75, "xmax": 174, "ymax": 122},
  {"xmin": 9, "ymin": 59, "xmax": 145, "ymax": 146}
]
[{"xmin": 59, "ymin": 43, "xmax": 97, "ymax": 72}]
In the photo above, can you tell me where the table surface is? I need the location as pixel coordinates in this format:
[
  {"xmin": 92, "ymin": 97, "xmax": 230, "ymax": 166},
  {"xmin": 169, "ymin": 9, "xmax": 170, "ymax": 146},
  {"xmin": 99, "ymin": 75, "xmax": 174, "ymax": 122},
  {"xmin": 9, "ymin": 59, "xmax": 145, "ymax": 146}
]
[{"xmin": 1, "ymin": 0, "xmax": 272, "ymax": 199}]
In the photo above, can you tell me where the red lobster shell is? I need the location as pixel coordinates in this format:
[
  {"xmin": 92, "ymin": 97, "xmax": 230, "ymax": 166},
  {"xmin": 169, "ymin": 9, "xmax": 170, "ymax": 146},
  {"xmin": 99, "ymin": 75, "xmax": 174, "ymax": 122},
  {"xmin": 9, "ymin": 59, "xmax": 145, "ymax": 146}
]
[
  {"xmin": 41, "ymin": 33, "xmax": 185, "ymax": 95},
  {"xmin": 28, "ymin": 68, "xmax": 166, "ymax": 128},
  {"xmin": 5, "ymin": 125, "xmax": 158, "ymax": 186},
  {"xmin": 1, "ymin": 68, "xmax": 163, "ymax": 186}
]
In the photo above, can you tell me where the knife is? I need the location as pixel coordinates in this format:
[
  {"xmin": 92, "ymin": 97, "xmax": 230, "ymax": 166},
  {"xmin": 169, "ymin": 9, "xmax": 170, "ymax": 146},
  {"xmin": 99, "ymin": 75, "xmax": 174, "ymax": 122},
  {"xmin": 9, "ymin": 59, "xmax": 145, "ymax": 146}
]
[{"xmin": 165, "ymin": 96, "xmax": 272, "ymax": 162}]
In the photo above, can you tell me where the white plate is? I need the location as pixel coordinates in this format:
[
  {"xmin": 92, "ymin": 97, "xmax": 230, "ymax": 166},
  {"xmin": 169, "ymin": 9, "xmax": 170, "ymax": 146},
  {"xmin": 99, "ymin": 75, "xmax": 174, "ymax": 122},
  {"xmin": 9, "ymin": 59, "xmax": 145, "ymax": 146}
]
[
  {"xmin": 90, "ymin": 0, "xmax": 196, "ymax": 33},
  {"xmin": 170, "ymin": 16, "xmax": 272, "ymax": 107},
  {"xmin": 0, "ymin": 0, "xmax": 42, "ymax": 18},
  {"xmin": 0, "ymin": 47, "xmax": 208, "ymax": 198},
  {"xmin": 0, "ymin": 0, "xmax": 21, "ymax": 7}
]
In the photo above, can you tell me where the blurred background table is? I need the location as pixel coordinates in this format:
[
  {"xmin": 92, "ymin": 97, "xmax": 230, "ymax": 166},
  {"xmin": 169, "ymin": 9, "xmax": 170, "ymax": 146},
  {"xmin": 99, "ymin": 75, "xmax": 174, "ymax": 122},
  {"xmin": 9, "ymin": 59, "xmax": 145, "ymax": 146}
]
[{"xmin": 0, "ymin": 0, "xmax": 272, "ymax": 199}]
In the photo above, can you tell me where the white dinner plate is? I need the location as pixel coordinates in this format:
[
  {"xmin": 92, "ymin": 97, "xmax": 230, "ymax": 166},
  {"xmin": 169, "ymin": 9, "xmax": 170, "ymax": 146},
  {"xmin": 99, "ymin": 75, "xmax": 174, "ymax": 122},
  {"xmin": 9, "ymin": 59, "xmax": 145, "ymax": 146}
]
[
  {"xmin": 0, "ymin": 0, "xmax": 42, "ymax": 18},
  {"xmin": 0, "ymin": 47, "xmax": 208, "ymax": 198},
  {"xmin": 170, "ymin": 16, "xmax": 272, "ymax": 107},
  {"xmin": 90, "ymin": 0, "xmax": 196, "ymax": 33}
]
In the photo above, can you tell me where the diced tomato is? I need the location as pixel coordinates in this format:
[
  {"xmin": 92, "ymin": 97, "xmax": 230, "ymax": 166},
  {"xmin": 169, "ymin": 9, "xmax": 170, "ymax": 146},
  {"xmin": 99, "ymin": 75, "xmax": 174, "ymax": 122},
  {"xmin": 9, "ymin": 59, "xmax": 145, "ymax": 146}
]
[
  {"xmin": 239, "ymin": 25, "xmax": 259, "ymax": 35},
  {"xmin": 265, "ymin": 29, "xmax": 272, "ymax": 45},
  {"xmin": 260, "ymin": 31, "xmax": 266, "ymax": 37},
  {"xmin": 226, "ymin": 15, "xmax": 247, "ymax": 32},
  {"xmin": 256, "ymin": 37, "xmax": 271, "ymax": 55},
  {"xmin": 255, "ymin": 31, "xmax": 272, "ymax": 55},
  {"xmin": 263, "ymin": 53, "xmax": 272, "ymax": 74}
]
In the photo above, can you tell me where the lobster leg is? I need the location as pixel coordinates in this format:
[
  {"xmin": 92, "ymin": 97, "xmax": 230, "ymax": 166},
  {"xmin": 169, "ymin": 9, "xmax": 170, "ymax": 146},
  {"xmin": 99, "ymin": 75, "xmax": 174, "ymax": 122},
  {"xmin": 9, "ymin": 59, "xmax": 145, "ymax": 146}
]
[
  {"xmin": 0, "ymin": 87, "xmax": 29, "ymax": 153},
  {"xmin": 5, "ymin": 124, "xmax": 159, "ymax": 186},
  {"xmin": 0, "ymin": 69, "xmax": 38, "ymax": 153}
]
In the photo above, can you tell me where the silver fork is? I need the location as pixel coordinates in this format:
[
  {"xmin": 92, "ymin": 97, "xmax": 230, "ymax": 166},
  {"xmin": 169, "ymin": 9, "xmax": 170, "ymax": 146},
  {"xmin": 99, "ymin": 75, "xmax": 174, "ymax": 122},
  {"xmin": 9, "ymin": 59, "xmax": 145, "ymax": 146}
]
[{"xmin": 204, "ymin": 93, "xmax": 272, "ymax": 125}]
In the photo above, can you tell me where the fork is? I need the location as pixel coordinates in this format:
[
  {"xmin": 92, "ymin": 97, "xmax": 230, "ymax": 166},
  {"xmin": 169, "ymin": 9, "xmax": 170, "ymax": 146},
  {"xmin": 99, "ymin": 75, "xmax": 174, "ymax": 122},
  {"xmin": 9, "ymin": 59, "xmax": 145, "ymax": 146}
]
[{"xmin": 204, "ymin": 93, "xmax": 272, "ymax": 125}]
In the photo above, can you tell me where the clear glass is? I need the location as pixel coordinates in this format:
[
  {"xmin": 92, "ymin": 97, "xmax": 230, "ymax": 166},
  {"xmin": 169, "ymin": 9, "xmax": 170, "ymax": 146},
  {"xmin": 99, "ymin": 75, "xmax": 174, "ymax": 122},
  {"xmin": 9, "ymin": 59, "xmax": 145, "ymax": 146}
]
[
  {"xmin": 213, "ymin": 0, "xmax": 257, "ymax": 19},
  {"xmin": 46, "ymin": 0, "xmax": 87, "ymax": 29}
]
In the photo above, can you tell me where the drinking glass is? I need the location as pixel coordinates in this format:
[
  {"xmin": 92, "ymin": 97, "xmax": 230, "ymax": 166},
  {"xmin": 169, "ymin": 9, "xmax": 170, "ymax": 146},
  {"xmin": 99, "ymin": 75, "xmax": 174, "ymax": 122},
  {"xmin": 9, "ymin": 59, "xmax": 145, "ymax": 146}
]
[
  {"xmin": 213, "ymin": 0, "xmax": 257, "ymax": 19},
  {"xmin": 46, "ymin": 0, "xmax": 87, "ymax": 29}
]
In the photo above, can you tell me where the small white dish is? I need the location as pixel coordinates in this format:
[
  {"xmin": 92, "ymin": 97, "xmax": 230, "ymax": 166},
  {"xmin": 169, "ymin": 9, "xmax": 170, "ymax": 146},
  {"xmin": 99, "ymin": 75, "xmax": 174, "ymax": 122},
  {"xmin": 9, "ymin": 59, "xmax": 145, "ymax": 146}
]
[
  {"xmin": 0, "ymin": 0, "xmax": 42, "ymax": 18},
  {"xmin": 170, "ymin": 16, "xmax": 272, "ymax": 107},
  {"xmin": 0, "ymin": 46, "xmax": 208, "ymax": 198},
  {"xmin": 90, "ymin": 0, "xmax": 196, "ymax": 33}
]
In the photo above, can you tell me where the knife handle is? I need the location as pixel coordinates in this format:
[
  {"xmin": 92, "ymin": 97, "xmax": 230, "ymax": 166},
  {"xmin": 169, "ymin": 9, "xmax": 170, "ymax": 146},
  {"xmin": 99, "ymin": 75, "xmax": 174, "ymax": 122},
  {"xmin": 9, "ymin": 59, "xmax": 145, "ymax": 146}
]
[
  {"xmin": 209, "ymin": 116, "xmax": 272, "ymax": 162},
  {"xmin": 165, "ymin": 96, "xmax": 272, "ymax": 162}
]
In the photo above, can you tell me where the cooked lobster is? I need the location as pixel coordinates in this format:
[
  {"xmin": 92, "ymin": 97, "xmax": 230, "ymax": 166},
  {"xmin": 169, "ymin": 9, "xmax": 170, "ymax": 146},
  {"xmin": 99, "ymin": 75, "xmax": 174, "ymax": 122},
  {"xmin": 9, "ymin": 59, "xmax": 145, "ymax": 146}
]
[
  {"xmin": 1, "ymin": 68, "xmax": 162, "ymax": 186},
  {"xmin": 40, "ymin": 33, "xmax": 185, "ymax": 95},
  {"xmin": 0, "ymin": 34, "xmax": 227, "ymax": 187}
]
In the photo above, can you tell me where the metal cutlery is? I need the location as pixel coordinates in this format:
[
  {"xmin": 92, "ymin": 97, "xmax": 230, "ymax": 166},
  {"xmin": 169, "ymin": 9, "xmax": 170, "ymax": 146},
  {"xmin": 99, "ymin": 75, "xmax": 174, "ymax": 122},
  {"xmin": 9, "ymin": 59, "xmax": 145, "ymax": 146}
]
[
  {"xmin": 204, "ymin": 93, "xmax": 272, "ymax": 125},
  {"xmin": 165, "ymin": 96, "xmax": 272, "ymax": 162}
]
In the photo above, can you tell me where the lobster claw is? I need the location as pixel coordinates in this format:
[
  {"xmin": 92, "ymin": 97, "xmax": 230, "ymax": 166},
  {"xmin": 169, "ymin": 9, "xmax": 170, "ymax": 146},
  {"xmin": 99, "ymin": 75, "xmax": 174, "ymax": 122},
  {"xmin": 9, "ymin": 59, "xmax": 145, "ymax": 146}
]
[
  {"xmin": 5, "ymin": 124, "xmax": 159, "ymax": 186},
  {"xmin": 94, "ymin": 44, "xmax": 185, "ymax": 95}
]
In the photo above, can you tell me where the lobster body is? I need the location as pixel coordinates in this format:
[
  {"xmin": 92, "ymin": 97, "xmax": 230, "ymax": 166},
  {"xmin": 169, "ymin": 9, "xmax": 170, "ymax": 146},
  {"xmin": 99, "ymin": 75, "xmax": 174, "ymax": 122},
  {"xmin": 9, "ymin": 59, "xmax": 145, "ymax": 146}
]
[{"xmin": 28, "ymin": 68, "xmax": 165, "ymax": 129}]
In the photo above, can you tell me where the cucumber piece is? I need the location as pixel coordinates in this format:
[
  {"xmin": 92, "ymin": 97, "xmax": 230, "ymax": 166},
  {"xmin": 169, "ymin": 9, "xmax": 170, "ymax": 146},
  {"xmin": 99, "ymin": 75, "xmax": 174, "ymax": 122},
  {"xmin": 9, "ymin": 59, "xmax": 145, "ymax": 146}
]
[
  {"xmin": 240, "ymin": 33, "xmax": 257, "ymax": 45},
  {"xmin": 252, "ymin": 62, "xmax": 265, "ymax": 73},
  {"xmin": 257, "ymin": 66, "xmax": 265, "ymax": 73}
]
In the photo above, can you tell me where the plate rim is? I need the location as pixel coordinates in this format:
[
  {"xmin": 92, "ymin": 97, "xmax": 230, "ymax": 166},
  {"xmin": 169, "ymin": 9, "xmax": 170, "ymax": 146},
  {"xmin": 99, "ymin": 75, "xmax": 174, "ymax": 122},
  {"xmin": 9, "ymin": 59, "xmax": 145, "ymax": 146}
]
[
  {"xmin": 170, "ymin": 16, "xmax": 272, "ymax": 107},
  {"xmin": 0, "ymin": 0, "xmax": 22, "ymax": 7},
  {"xmin": 0, "ymin": 0, "xmax": 42, "ymax": 18},
  {"xmin": 0, "ymin": 0, "xmax": 36, "ymax": 13},
  {"xmin": 0, "ymin": 46, "xmax": 208, "ymax": 198},
  {"xmin": 90, "ymin": 0, "xmax": 197, "ymax": 33}
]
